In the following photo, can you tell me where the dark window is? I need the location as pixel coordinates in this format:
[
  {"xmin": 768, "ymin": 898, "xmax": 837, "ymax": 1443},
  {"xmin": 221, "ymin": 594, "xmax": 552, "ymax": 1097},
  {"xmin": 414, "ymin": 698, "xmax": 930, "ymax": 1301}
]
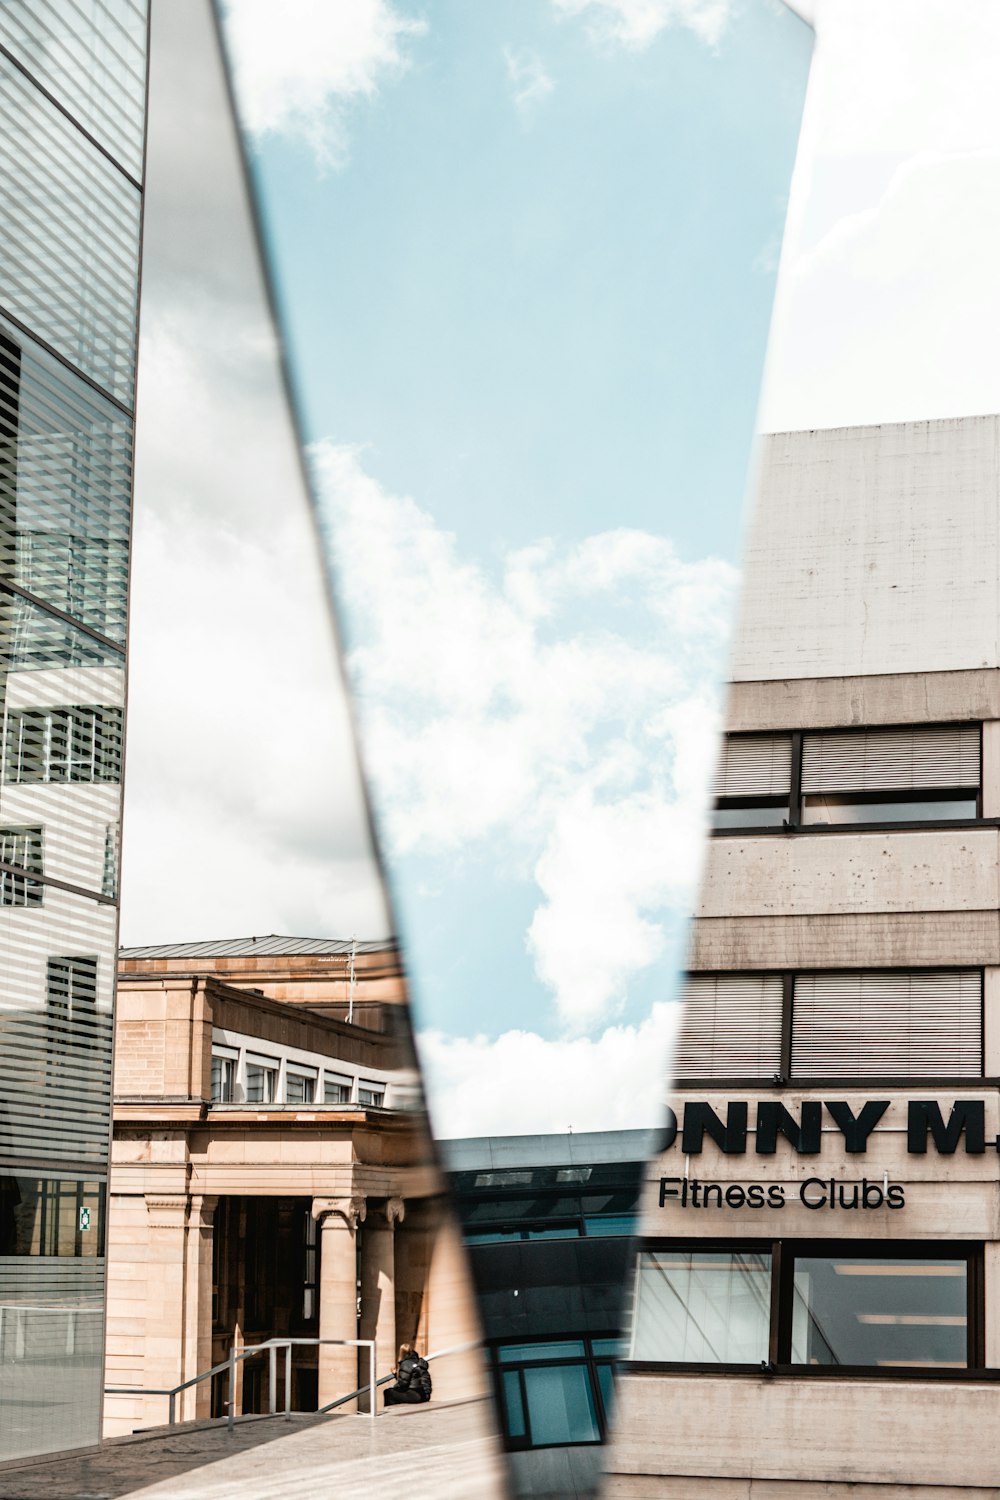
[
  {"xmin": 494, "ymin": 1337, "xmax": 615, "ymax": 1449},
  {"xmin": 5, "ymin": 705, "xmax": 122, "ymax": 784},
  {"xmin": 631, "ymin": 1242, "xmax": 979, "ymax": 1372},
  {"xmin": 286, "ymin": 1071, "xmax": 316, "ymax": 1105},
  {"xmin": 46, "ymin": 956, "xmax": 99, "ymax": 1054},
  {"xmin": 358, "ymin": 1081, "xmax": 384, "ymax": 1107},
  {"xmin": 0, "ymin": 1175, "xmax": 105, "ymax": 1257},
  {"xmin": 0, "ymin": 825, "xmax": 43, "ymax": 906},
  {"xmin": 323, "ymin": 1074, "xmax": 351, "ymax": 1104},
  {"xmin": 211, "ymin": 1054, "xmax": 235, "ymax": 1103}
]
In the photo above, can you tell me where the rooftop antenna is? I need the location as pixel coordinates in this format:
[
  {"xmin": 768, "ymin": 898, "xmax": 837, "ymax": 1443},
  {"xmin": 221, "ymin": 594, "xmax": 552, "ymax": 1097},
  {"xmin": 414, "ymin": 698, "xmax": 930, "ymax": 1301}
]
[{"xmin": 347, "ymin": 937, "xmax": 357, "ymax": 1024}]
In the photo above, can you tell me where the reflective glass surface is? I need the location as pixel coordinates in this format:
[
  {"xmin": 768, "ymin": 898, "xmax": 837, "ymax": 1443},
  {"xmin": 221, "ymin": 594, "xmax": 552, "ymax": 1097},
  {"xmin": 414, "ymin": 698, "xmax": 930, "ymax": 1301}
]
[
  {"xmin": 522, "ymin": 1364, "xmax": 600, "ymax": 1446},
  {"xmin": 791, "ymin": 1256, "xmax": 968, "ymax": 1368},
  {"xmin": 0, "ymin": 316, "xmax": 132, "ymax": 641},
  {"xmin": 802, "ymin": 795, "xmax": 978, "ymax": 825},
  {"xmin": 0, "ymin": 1175, "xmax": 106, "ymax": 1256},
  {"xmin": 712, "ymin": 801, "xmax": 788, "ymax": 829},
  {"xmin": 1, "ymin": 0, "xmax": 147, "ymax": 178},
  {"xmin": 0, "ymin": 54, "xmax": 142, "ymax": 404},
  {"xmin": 632, "ymin": 1250, "xmax": 772, "ymax": 1363}
]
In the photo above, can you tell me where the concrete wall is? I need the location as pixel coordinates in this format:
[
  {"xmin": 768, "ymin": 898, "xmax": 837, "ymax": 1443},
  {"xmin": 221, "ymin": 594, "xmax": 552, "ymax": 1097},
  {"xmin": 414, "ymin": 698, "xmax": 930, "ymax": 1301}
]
[{"xmin": 731, "ymin": 417, "xmax": 1000, "ymax": 682}]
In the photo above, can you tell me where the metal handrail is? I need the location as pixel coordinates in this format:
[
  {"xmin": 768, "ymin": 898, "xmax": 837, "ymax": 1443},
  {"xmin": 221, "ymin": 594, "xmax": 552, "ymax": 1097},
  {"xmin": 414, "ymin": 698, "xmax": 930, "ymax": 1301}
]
[
  {"xmin": 106, "ymin": 1337, "xmax": 376, "ymax": 1428},
  {"xmin": 315, "ymin": 1339, "xmax": 480, "ymax": 1415}
]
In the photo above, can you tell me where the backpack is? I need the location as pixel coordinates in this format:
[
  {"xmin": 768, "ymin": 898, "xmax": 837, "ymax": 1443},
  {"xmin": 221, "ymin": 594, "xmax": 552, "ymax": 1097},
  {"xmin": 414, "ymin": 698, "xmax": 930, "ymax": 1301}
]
[{"xmin": 414, "ymin": 1357, "xmax": 432, "ymax": 1401}]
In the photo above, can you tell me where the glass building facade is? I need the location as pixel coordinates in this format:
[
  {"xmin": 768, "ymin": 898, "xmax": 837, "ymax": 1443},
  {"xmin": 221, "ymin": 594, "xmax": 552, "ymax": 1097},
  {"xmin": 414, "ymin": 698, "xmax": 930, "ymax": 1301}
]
[{"xmin": 0, "ymin": 0, "xmax": 147, "ymax": 1462}]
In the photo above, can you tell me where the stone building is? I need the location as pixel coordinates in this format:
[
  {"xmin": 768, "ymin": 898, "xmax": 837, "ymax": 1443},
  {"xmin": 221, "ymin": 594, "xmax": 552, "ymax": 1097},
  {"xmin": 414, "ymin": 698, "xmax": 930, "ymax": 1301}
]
[
  {"xmin": 104, "ymin": 938, "xmax": 482, "ymax": 1435},
  {"xmin": 608, "ymin": 415, "xmax": 1000, "ymax": 1495}
]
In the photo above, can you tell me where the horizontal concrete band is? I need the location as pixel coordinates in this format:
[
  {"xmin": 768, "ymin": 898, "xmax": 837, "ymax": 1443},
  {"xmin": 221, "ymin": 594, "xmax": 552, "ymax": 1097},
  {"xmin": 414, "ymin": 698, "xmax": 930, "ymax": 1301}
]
[
  {"xmin": 606, "ymin": 1373, "xmax": 1000, "ymax": 1489},
  {"xmin": 688, "ymin": 911, "xmax": 1000, "ymax": 970},
  {"xmin": 604, "ymin": 1476, "xmax": 1000, "ymax": 1499},
  {"xmin": 724, "ymin": 668, "xmax": 1000, "ymax": 733}
]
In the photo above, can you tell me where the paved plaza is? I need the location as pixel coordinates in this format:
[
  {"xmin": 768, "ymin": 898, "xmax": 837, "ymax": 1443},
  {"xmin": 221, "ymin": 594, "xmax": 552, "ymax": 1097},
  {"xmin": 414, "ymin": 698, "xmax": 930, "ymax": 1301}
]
[{"xmin": 0, "ymin": 1400, "xmax": 507, "ymax": 1500}]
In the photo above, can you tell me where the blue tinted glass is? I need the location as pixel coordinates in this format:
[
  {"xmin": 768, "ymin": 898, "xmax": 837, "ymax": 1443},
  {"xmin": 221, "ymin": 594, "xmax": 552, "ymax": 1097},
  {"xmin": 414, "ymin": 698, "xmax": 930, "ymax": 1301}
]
[
  {"xmin": 713, "ymin": 803, "xmax": 787, "ymax": 829},
  {"xmin": 498, "ymin": 1341, "xmax": 587, "ymax": 1363},
  {"xmin": 802, "ymin": 797, "xmax": 977, "ymax": 825},
  {"xmin": 583, "ymin": 1215, "xmax": 636, "ymax": 1237},
  {"xmin": 526, "ymin": 1226, "xmax": 580, "ymax": 1239},
  {"xmin": 591, "ymin": 1338, "xmax": 624, "ymax": 1356},
  {"xmin": 596, "ymin": 1361, "xmax": 615, "ymax": 1422},
  {"xmin": 523, "ymin": 1364, "xmax": 599, "ymax": 1446},
  {"xmin": 502, "ymin": 1370, "xmax": 526, "ymax": 1440}
]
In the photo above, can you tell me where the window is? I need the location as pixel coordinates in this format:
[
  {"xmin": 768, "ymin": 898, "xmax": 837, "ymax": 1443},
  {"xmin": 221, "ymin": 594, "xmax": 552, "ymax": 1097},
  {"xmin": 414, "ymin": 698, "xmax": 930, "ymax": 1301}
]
[
  {"xmin": 676, "ymin": 969, "xmax": 982, "ymax": 1082},
  {"xmin": 712, "ymin": 734, "xmax": 791, "ymax": 829},
  {"xmin": 0, "ymin": 826, "xmax": 43, "ymax": 906},
  {"xmin": 632, "ymin": 1250, "xmax": 772, "ymax": 1364},
  {"xmin": 5, "ymin": 705, "xmax": 122, "ymax": 784},
  {"xmin": 495, "ymin": 1338, "xmax": 616, "ymax": 1449},
  {"xmin": 285, "ymin": 1068, "xmax": 316, "ymax": 1105},
  {"xmin": 46, "ymin": 956, "xmax": 99, "ymax": 1052},
  {"xmin": 245, "ymin": 1055, "xmax": 278, "ymax": 1104},
  {"xmin": 323, "ymin": 1073, "xmax": 351, "ymax": 1104},
  {"xmin": 630, "ymin": 1242, "xmax": 978, "ymax": 1373},
  {"xmin": 713, "ymin": 724, "xmax": 981, "ymax": 833},
  {"xmin": 211, "ymin": 1052, "xmax": 236, "ymax": 1103},
  {"xmin": 358, "ymin": 1080, "xmax": 385, "ymax": 1107}
]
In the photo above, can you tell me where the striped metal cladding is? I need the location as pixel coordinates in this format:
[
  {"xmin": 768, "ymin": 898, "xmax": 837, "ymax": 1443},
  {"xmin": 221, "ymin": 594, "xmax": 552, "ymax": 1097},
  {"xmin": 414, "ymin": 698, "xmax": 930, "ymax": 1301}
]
[
  {"xmin": 801, "ymin": 726, "xmax": 980, "ymax": 794},
  {"xmin": 118, "ymin": 935, "xmax": 396, "ymax": 959},
  {"xmin": 714, "ymin": 735, "xmax": 792, "ymax": 798},
  {"xmin": 791, "ymin": 970, "xmax": 982, "ymax": 1079},
  {"xmin": 675, "ymin": 974, "xmax": 784, "ymax": 1079}
]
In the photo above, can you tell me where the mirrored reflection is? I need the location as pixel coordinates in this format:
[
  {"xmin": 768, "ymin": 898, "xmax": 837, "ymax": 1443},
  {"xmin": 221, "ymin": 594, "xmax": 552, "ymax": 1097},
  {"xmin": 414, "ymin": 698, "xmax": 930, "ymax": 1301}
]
[
  {"xmin": 215, "ymin": 1, "xmax": 810, "ymax": 1491},
  {"xmin": 99, "ymin": 0, "xmax": 501, "ymax": 1482}
]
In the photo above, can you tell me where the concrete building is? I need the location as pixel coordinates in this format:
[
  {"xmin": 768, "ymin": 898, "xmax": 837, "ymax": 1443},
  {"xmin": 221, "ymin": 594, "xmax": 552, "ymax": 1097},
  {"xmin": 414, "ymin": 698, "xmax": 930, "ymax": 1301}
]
[
  {"xmin": 104, "ymin": 939, "xmax": 485, "ymax": 1435},
  {"xmin": 446, "ymin": 1131, "xmax": 650, "ymax": 1500},
  {"xmin": 608, "ymin": 415, "xmax": 1000, "ymax": 1496},
  {"xmin": 0, "ymin": 1, "xmax": 148, "ymax": 1464}
]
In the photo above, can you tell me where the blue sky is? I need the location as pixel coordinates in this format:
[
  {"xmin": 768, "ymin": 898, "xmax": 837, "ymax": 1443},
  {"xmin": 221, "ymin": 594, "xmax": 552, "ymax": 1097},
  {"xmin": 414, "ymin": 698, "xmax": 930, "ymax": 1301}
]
[{"xmin": 218, "ymin": 0, "xmax": 810, "ymax": 1132}]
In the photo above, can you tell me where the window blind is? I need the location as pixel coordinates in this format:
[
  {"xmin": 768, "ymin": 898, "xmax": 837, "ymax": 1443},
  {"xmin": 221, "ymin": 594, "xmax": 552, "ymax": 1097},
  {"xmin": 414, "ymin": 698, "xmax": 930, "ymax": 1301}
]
[
  {"xmin": 801, "ymin": 726, "xmax": 980, "ymax": 794},
  {"xmin": 791, "ymin": 970, "xmax": 981, "ymax": 1078},
  {"xmin": 714, "ymin": 735, "xmax": 792, "ymax": 799},
  {"xmin": 674, "ymin": 974, "xmax": 783, "ymax": 1079}
]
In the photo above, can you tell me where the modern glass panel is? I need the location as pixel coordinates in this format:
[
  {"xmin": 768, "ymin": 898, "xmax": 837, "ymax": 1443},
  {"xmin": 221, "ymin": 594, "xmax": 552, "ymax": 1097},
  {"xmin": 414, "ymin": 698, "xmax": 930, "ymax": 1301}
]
[
  {"xmin": 632, "ymin": 1250, "xmax": 772, "ymax": 1363},
  {"xmin": 802, "ymin": 794, "xmax": 977, "ymax": 825},
  {"xmin": 211, "ymin": 1054, "xmax": 235, "ymax": 1103},
  {"xmin": 502, "ymin": 1369, "xmax": 527, "ymax": 1440},
  {"xmin": 245, "ymin": 1062, "xmax": 277, "ymax": 1104},
  {"xmin": 712, "ymin": 800, "xmax": 789, "ymax": 829},
  {"xmin": 0, "ymin": 54, "xmax": 142, "ymax": 404},
  {"xmin": 0, "ymin": 315, "xmax": 132, "ymax": 642},
  {"xmin": 1, "ymin": 0, "xmax": 147, "ymax": 179},
  {"xmin": 499, "ymin": 1341, "xmax": 588, "ymax": 1363},
  {"xmin": 0, "ymin": 1175, "xmax": 106, "ymax": 1256},
  {"xmin": 791, "ymin": 1256, "xmax": 969, "ymax": 1368},
  {"xmin": 522, "ymin": 1364, "xmax": 600, "ymax": 1446}
]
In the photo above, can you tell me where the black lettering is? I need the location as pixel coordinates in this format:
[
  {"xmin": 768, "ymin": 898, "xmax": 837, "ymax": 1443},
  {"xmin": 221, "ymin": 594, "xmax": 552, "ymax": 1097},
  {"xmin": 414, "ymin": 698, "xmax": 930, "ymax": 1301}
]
[
  {"xmin": 690, "ymin": 1180, "xmax": 702, "ymax": 1207},
  {"xmin": 887, "ymin": 1184, "xmax": 905, "ymax": 1209},
  {"xmin": 661, "ymin": 1107, "xmax": 678, "ymax": 1151},
  {"xmin": 767, "ymin": 1184, "xmax": 786, "ymax": 1208},
  {"xmin": 659, "ymin": 1177, "xmax": 682, "ymax": 1207},
  {"xmin": 682, "ymin": 1101, "xmax": 748, "ymax": 1154},
  {"xmin": 800, "ymin": 1178, "xmax": 827, "ymax": 1210},
  {"xmin": 681, "ymin": 1177, "xmax": 689, "ymax": 1207},
  {"xmin": 756, "ymin": 1100, "xmax": 822, "ymax": 1155},
  {"xmin": 861, "ymin": 1178, "xmax": 884, "ymax": 1209},
  {"xmin": 746, "ymin": 1184, "xmax": 765, "ymax": 1208},
  {"xmin": 702, "ymin": 1183, "xmax": 723, "ymax": 1208},
  {"xmin": 837, "ymin": 1182, "xmax": 860, "ymax": 1209},
  {"xmin": 907, "ymin": 1100, "xmax": 986, "ymax": 1155},
  {"xmin": 825, "ymin": 1100, "xmax": 889, "ymax": 1153},
  {"xmin": 725, "ymin": 1184, "xmax": 746, "ymax": 1208}
]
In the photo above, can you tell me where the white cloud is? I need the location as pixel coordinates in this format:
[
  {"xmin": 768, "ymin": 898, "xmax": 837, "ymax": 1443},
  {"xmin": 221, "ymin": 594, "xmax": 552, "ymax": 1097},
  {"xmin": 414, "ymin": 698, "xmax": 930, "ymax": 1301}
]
[
  {"xmin": 552, "ymin": 0, "xmax": 735, "ymax": 51},
  {"xmin": 504, "ymin": 48, "xmax": 555, "ymax": 125},
  {"xmin": 221, "ymin": 0, "xmax": 426, "ymax": 168},
  {"xmin": 761, "ymin": 0, "xmax": 1000, "ymax": 431},
  {"xmin": 311, "ymin": 444, "xmax": 736, "ymax": 1031},
  {"xmin": 418, "ymin": 1004, "xmax": 683, "ymax": 1138}
]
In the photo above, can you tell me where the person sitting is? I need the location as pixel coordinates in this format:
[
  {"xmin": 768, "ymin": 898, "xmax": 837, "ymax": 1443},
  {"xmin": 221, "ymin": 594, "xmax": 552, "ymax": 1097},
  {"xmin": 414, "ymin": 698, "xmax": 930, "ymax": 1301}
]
[{"xmin": 383, "ymin": 1344, "xmax": 433, "ymax": 1407}]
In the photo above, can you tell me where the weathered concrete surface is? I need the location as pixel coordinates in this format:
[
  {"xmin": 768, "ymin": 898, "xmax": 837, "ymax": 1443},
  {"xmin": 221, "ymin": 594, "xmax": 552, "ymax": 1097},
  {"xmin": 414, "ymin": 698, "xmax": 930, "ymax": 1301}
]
[{"xmin": 0, "ymin": 1400, "xmax": 507, "ymax": 1500}]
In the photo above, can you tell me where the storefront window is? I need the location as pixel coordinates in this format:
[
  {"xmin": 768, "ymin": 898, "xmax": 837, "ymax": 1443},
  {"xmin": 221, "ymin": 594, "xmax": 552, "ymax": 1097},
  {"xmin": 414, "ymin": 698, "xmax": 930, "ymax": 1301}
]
[
  {"xmin": 495, "ymin": 1338, "xmax": 612, "ymax": 1449},
  {"xmin": 632, "ymin": 1249, "xmax": 771, "ymax": 1363},
  {"xmin": 791, "ymin": 1255, "xmax": 969, "ymax": 1368}
]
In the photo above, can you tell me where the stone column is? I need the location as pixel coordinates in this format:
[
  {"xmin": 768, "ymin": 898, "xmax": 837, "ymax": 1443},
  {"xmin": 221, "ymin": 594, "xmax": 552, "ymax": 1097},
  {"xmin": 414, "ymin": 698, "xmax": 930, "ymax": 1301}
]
[
  {"xmin": 359, "ymin": 1197, "xmax": 404, "ymax": 1406},
  {"xmin": 182, "ymin": 1195, "xmax": 217, "ymax": 1420},
  {"xmin": 313, "ymin": 1196, "xmax": 365, "ymax": 1409}
]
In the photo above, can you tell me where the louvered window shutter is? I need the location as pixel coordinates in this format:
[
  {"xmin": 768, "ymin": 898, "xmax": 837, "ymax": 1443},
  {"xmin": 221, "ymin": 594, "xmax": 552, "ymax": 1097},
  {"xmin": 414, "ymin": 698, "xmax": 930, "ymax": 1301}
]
[
  {"xmin": 675, "ymin": 975, "xmax": 783, "ymax": 1079},
  {"xmin": 714, "ymin": 736, "xmax": 792, "ymax": 798},
  {"xmin": 801, "ymin": 726, "xmax": 980, "ymax": 794},
  {"xmin": 791, "ymin": 970, "xmax": 981, "ymax": 1078}
]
